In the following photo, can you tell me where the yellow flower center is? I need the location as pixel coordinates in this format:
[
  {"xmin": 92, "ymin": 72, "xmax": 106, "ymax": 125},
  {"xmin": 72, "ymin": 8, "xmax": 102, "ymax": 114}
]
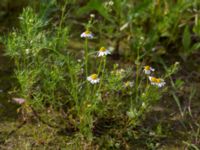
[
  {"xmin": 144, "ymin": 66, "xmax": 150, "ymax": 70},
  {"xmin": 151, "ymin": 77, "xmax": 161, "ymax": 83},
  {"xmin": 156, "ymin": 78, "xmax": 161, "ymax": 83},
  {"xmin": 99, "ymin": 47, "xmax": 106, "ymax": 52},
  {"xmin": 151, "ymin": 77, "xmax": 157, "ymax": 82},
  {"xmin": 85, "ymin": 30, "xmax": 91, "ymax": 35},
  {"xmin": 90, "ymin": 74, "xmax": 98, "ymax": 80}
]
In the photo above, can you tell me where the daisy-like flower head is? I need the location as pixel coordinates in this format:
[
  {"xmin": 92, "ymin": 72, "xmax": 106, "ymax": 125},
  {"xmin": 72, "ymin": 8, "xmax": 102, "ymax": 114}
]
[
  {"xmin": 143, "ymin": 65, "xmax": 155, "ymax": 75},
  {"xmin": 87, "ymin": 74, "xmax": 100, "ymax": 84},
  {"xmin": 149, "ymin": 76, "xmax": 166, "ymax": 88},
  {"xmin": 80, "ymin": 30, "xmax": 94, "ymax": 39},
  {"xmin": 98, "ymin": 46, "xmax": 111, "ymax": 57}
]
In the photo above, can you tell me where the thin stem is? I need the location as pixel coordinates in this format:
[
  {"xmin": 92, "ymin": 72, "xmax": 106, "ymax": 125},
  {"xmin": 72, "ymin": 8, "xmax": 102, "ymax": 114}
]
[
  {"xmin": 85, "ymin": 39, "xmax": 89, "ymax": 78},
  {"xmin": 146, "ymin": 76, "xmax": 149, "ymax": 88},
  {"xmin": 97, "ymin": 57, "xmax": 103, "ymax": 76},
  {"xmin": 135, "ymin": 47, "xmax": 140, "ymax": 103},
  {"xmin": 85, "ymin": 38, "xmax": 89, "ymax": 98},
  {"xmin": 92, "ymin": 56, "xmax": 103, "ymax": 100},
  {"xmin": 58, "ymin": 0, "xmax": 68, "ymax": 36},
  {"xmin": 98, "ymin": 56, "xmax": 106, "ymax": 92},
  {"xmin": 160, "ymin": 59, "xmax": 184, "ymax": 117}
]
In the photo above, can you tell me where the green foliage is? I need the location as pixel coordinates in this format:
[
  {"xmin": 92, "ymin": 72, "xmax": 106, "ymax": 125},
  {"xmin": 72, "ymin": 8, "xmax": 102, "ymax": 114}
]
[
  {"xmin": 4, "ymin": 4, "xmax": 170, "ymax": 142},
  {"xmin": 77, "ymin": 0, "xmax": 111, "ymax": 21},
  {"xmin": 182, "ymin": 25, "xmax": 191, "ymax": 51},
  {"xmin": 2, "ymin": 0, "xmax": 199, "ymax": 149}
]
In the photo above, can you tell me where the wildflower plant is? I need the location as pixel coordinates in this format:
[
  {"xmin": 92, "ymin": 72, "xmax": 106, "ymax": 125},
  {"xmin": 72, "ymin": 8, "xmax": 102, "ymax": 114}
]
[{"xmin": 3, "ymin": 1, "xmax": 179, "ymax": 146}]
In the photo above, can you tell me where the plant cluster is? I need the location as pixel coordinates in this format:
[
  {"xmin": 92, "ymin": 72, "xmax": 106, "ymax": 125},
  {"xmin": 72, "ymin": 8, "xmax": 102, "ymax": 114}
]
[{"xmin": 2, "ymin": 0, "xmax": 199, "ymax": 148}]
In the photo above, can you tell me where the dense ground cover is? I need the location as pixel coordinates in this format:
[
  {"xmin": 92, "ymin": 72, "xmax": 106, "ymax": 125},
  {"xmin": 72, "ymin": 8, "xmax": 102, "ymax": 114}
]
[{"xmin": 0, "ymin": 0, "xmax": 200, "ymax": 149}]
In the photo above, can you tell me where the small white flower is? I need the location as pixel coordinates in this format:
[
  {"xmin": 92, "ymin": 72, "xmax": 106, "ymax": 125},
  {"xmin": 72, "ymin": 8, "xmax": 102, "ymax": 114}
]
[
  {"xmin": 80, "ymin": 30, "xmax": 94, "ymax": 39},
  {"xmin": 108, "ymin": 0, "xmax": 114, "ymax": 6},
  {"xmin": 98, "ymin": 47, "xmax": 111, "ymax": 57},
  {"xmin": 87, "ymin": 74, "xmax": 100, "ymax": 84},
  {"xmin": 141, "ymin": 102, "xmax": 147, "ymax": 108},
  {"xmin": 149, "ymin": 76, "xmax": 166, "ymax": 88},
  {"xmin": 25, "ymin": 48, "xmax": 30, "ymax": 54},
  {"xmin": 152, "ymin": 47, "xmax": 156, "ymax": 52},
  {"xmin": 143, "ymin": 66, "xmax": 155, "ymax": 75},
  {"xmin": 77, "ymin": 59, "xmax": 82, "ymax": 63},
  {"xmin": 90, "ymin": 14, "xmax": 95, "ymax": 18}
]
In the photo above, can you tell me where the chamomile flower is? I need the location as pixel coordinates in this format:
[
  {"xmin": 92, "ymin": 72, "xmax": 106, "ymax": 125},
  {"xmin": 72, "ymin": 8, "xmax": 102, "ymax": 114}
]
[
  {"xmin": 80, "ymin": 30, "xmax": 94, "ymax": 39},
  {"xmin": 149, "ymin": 76, "xmax": 166, "ymax": 88},
  {"xmin": 87, "ymin": 74, "xmax": 100, "ymax": 84},
  {"xmin": 143, "ymin": 65, "xmax": 155, "ymax": 75},
  {"xmin": 98, "ymin": 47, "xmax": 111, "ymax": 57}
]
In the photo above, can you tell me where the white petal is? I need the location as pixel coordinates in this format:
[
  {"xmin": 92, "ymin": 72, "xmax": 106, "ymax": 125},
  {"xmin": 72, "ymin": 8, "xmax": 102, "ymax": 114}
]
[
  {"xmin": 150, "ymin": 82, "xmax": 156, "ymax": 85},
  {"xmin": 98, "ymin": 52, "xmax": 104, "ymax": 57},
  {"xmin": 98, "ymin": 50, "xmax": 111, "ymax": 57},
  {"xmin": 87, "ymin": 77, "xmax": 92, "ymax": 81},
  {"xmin": 91, "ymin": 79, "xmax": 100, "ymax": 84},
  {"xmin": 80, "ymin": 33, "xmax": 86, "ymax": 38},
  {"xmin": 157, "ymin": 81, "xmax": 166, "ymax": 87},
  {"xmin": 98, "ymin": 52, "xmax": 103, "ymax": 57},
  {"xmin": 89, "ymin": 34, "xmax": 94, "ymax": 39},
  {"xmin": 145, "ymin": 70, "xmax": 151, "ymax": 75},
  {"xmin": 80, "ymin": 32, "xmax": 94, "ymax": 39},
  {"xmin": 150, "ymin": 67, "xmax": 155, "ymax": 71},
  {"xmin": 105, "ymin": 50, "xmax": 111, "ymax": 55},
  {"xmin": 148, "ymin": 76, "xmax": 152, "ymax": 81}
]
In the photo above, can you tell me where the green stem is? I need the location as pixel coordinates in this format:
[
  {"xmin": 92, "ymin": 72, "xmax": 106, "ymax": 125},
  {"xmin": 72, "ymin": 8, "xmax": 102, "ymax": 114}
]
[
  {"xmin": 55, "ymin": 0, "xmax": 68, "ymax": 49},
  {"xmin": 98, "ymin": 56, "xmax": 106, "ymax": 93},
  {"xmin": 135, "ymin": 47, "xmax": 140, "ymax": 104},
  {"xmin": 85, "ymin": 38, "xmax": 89, "ymax": 99},
  {"xmin": 58, "ymin": 0, "xmax": 68, "ymax": 35},
  {"xmin": 85, "ymin": 39, "xmax": 88, "ymax": 76},
  {"xmin": 92, "ymin": 57, "xmax": 103, "ymax": 100},
  {"xmin": 146, "ymin": 76, "xmax": 149, "ymax": 88},
  {"xmin": 97, "ymin": 57, "xmax": 103, "ymax": 76}
]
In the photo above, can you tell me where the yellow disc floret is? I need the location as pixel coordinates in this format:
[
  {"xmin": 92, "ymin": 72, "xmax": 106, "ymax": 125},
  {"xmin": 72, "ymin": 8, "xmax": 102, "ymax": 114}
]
[
  {"xmin": 91, "ymin": 74, "xmax": 98, "ymax": 80},
  {"xmin": 99, "ymin": 47, "xmax": 106, "ymax": 52},
  {"xmin": 151, "ymin": 77, "xmax": 161, "ymax": 83},
  {"xmin": 156, "ymin": 78, "xmax": 161, "ymax": 83},
  {"xmin": 151, "ymin": 77, "xmax": 157, "ymax": 82},
  {"xmin": 144, "ymin": 66, "xmax": 150, "ymax": 70},
  {"xmin": 85, "ymin": 30, "xmax": 91, "ymax": 35}
]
